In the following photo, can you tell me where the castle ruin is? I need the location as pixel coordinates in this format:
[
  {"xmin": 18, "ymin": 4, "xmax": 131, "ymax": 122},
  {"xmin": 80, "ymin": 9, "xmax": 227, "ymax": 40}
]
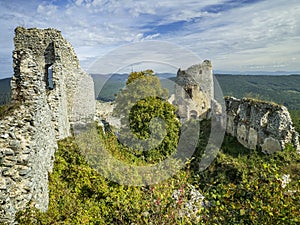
[
  {"xmin": 0, "ymin": 27, "xmax": 299, "ymax": 224},
  {"xmin": 174, "ymin": 60, "xmax": 213, "ymax": 120},
  {"xmin": 0, "ymin": 27, "xmax": 95, "ymax": 224},
  {"xmin": 173, "ymin": 61, "xmax": 299, "ymax": 153}
]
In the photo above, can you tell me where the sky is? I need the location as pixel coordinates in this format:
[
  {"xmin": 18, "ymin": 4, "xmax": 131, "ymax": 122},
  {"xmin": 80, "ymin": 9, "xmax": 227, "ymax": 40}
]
[{"xmin": 0, "ymin": 0, "xmax": 300, "ymax": 78}]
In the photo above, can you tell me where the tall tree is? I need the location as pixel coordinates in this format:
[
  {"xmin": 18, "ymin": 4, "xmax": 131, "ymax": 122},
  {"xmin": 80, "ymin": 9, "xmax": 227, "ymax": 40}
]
[{"xmin": 113, "ymin": 70, "xmax": 180, "ymax": 162}]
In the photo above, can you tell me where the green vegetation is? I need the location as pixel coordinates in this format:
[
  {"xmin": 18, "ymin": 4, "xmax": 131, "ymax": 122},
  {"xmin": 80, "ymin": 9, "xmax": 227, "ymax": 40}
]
[
  {"xmin": 196, "ymin": 136, "xmax": 300, "ymax": 224},
  {"xmin": 93, "ymin": 73, "xmax": 175, "ymax": 102},
  {"xmin": 11, "ymin": 72, "xmax": 300, "ymax": 224},
  {"xmin": 16, "ymin": 122, "xmax": 300, "ymax": 224},
  {"xmin": 215, "ymin": 75, "xmax": 300, "ymax": 110},
  {"xmin": 2, "ymin": 74, "xmax": 299, "ymax": 109},
  {"xmin": 291, "ymin": 110, "xmax": 300, "ymax": 133},
  {"xmin": 93, "ymin": 74, "xmax": 126, "ymax": 102},
  {"xmin": 113, "ymin": 70, "xmax": 180, "ymax": 163},
  {"xmin": 94, "ymin": 74, "xmax": 300, "ymax": 111},
  {"xmin": 16, "ymin": 135, "xmax": 195, "ymax": 224}
]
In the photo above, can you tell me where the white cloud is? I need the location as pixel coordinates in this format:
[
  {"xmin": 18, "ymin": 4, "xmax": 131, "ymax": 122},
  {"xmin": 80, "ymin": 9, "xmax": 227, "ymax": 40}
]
[
  {"xmin": 37, "ymin": 3, "xmax": 57, "ymax": 16},
  {"xmin": 162, "ymin": 0, "xmax": 300, "ymax": 71},
  {"xmin": 75, "ymin": 0, "xmax": 84, "ymax": 6},
  {"xmin": 0, "ymin": 0, "xmax": 300, "ymax": 78}
]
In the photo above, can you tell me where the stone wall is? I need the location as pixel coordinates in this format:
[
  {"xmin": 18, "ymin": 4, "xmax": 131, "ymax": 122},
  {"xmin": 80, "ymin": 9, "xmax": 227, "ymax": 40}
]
[
  {"xmin": 225, "ymin": 97, "xmax": 300, "ymax": 153},
  {"xmin": 174, "ymin": 60, "xmax": 213, "ymax": 120},
  {"xmin": 0, "ymin": 27, "xmax": 95, "ymax": 224}
]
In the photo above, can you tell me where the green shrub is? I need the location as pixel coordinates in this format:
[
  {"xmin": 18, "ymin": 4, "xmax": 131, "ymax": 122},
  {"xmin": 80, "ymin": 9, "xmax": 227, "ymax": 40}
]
[
  {"xmin": 16, "ymin": 120, "xmax": 300, "ymax": 224},
  {"xmin": 16, "ymin": 136, "xmax": 200, "ymax": 224}
]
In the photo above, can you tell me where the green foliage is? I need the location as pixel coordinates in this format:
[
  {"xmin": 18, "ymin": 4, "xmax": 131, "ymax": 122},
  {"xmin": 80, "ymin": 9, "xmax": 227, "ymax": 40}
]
[
  {"xmin": 114, "ymin": 70, "xmax": 168, "ymax": 115},
  {"xmin": 16, "ymin": 136, "xmax": 198, "ymax": 224},
  {"xmin": 16, "ymin": 122, "xmax": 300, "ymax": 224},
  {"xmin": 290, "ymin": 110, "xmax": 300, "ymax": 133},
  {"xmin": 15, "ymin": 72, "xmax": 300, "ymax": 224},
  {"xmin": 126, "ymin": 69, "xmax": 155, "ymax": 85},
  {"xmin": 94, "ymin": 73, "xmax": 175, "ymax": 102},
  {"xmin": 93, "ymin": 74, "xmax": 127, "ymax": 102},
  {"xmin": 114, "ymin": 70, "xmax": 179, "ymax": 163},
  {"xmin": 216, "ymin": 74, "xmax": 300, "ymax": 110},
  {"xmin": 95, "ymin": 73, "xmax": 300, "ymax": 110},
  {"xmin": 193, "ymin": 139, "xmax": 300, "ymax": 224},
  {"xmin": 126, "ymin": 96, "xmax": 180, "ymax": 162}
]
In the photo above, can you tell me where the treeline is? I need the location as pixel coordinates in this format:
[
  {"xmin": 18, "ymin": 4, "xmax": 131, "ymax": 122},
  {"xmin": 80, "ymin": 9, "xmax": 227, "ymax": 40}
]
[{"xmin": 215, "ymin": 75, "xmax": 300, "ymax": 110}]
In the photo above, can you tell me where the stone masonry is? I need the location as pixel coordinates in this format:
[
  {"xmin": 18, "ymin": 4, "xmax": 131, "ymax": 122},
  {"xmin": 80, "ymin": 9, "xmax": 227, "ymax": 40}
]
[
  {"xmin": 172, "ymin": 61, "xmax": 299, "ymax": 154},
  {"xmin": 225, "ymin": 97, "xmax": 300, "ymax": 153},
  {"xmin": 0, "ymin": 27, "xmax": 95, "ymax": 224},
  {"xmin": 174, "ymin": 60, "xmax": 213, "ymax": 120}
]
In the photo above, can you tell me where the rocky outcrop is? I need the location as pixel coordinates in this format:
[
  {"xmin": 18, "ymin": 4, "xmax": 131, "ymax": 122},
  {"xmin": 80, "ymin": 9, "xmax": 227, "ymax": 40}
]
[
  {"xmin": 225, "ymin": 97, "xmax": 300, "ymax": 153},
  {"xmin": 0, "ymin": 27, "xmax": 95, "ymax": 224}
]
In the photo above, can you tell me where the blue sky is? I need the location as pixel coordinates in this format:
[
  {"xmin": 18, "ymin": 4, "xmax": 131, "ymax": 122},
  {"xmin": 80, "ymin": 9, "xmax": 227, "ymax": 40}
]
[{"xmin": 0, "ymin": 0, "xmax": 300, "ymax": 78}]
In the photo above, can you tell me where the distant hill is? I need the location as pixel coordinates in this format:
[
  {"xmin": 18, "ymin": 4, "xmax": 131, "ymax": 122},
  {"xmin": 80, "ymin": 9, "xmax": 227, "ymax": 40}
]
[
  {"xmin": 92, "ymin": 73, "xmax": 176, "ymax": 102},
  {"xmin": 94, "ymin": 73, "xmax": 300, "ymax": 111},
  {"xmin": 1, "ymin": 74, "xmax": 299, "ymax": 110},
  {"xmin": 215, "ymin": 74, "xmax": 300, "ymax": 110},
  {"xmin": 0, "ymin": 78, "xmax": 11, "ymax": 105},
  {"xmin": 214, "ymin": 70, "xmax": 300, "ymax": 76}
]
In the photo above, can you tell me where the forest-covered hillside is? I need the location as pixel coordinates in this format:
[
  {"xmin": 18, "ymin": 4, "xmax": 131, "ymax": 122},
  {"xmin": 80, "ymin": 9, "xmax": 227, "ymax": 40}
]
[
  {"xmin": 93, "ymin": 74, "xmax": 300, "ymax": 111},
  {"xmin": 1, "ymin": 75, "xmax": 299, "ymax": 110}
]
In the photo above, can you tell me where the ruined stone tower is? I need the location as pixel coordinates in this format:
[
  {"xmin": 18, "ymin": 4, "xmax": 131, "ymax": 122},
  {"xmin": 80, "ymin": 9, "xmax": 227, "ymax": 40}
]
[
  {"xmin": 174, "ymin": 60, "xmax": 213, "ymax": 120},
  {"xmin": 172, "ymin": 61, "xmax": 300, "ymax": 154},
  {"xmin": 0, "ymin": 27, "xmax": 95, "ymax": 224}
]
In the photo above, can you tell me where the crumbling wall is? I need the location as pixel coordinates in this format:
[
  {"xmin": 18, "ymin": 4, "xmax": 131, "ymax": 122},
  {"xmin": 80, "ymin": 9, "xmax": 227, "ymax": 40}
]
[
  {"xmin": 174, "ymin": 60, "xmax": 213, "ymax": 120},
  {"xmin": 0, "ymin": 27, "xmax": 95, "ymax": 224},
  {"xmin": 225, "ymin": 97, "xmax": 300, "ymax": 153}
]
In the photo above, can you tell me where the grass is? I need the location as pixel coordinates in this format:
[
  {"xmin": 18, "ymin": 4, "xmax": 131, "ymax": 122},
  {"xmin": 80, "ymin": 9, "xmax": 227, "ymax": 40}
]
[{"xmin": 290, "ymin": 110, "xmax": 300, "ymax": 133}]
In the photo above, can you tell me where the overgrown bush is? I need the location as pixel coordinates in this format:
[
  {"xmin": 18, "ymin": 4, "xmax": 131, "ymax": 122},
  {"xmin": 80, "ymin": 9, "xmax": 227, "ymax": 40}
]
[
  {"xmin": 16, "ymin": 135, "xmax": 202, "ymax": 224},
  {"xmin": 16, "ymin": 122, "xmax": 300, "ymax": 224}
]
